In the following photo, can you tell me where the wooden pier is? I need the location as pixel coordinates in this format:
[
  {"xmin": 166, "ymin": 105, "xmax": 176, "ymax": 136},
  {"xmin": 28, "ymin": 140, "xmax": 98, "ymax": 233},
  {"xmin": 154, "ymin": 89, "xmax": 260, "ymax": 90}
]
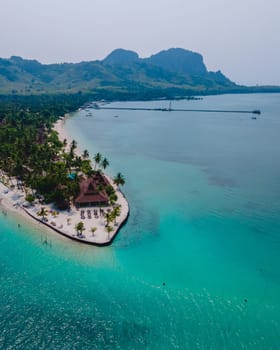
[{"xmin": 93, "ymin": 106, "xmax": 261, "ymax": 115}]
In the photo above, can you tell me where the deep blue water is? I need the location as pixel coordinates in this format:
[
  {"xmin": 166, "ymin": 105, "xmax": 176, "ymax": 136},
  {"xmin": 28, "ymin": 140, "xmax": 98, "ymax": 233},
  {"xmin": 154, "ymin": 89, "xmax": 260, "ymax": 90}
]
[{"xmin": 1, "ymin": 94, "xmax": 280, "ymax": 349}]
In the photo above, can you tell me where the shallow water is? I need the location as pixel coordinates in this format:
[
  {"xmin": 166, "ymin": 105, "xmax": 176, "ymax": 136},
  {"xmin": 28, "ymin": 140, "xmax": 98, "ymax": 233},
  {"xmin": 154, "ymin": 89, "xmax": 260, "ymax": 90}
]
[{"xmin": 1, "ymin": 93, "xmax": 280, "ymax": 349}]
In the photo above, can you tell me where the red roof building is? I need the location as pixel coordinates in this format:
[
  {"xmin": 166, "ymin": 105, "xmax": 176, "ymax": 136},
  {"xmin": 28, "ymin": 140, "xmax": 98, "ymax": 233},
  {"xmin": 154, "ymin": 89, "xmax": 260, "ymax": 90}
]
[{"xmin": 75, "ymin": 174, "xmax": 110, "ymax": 207}]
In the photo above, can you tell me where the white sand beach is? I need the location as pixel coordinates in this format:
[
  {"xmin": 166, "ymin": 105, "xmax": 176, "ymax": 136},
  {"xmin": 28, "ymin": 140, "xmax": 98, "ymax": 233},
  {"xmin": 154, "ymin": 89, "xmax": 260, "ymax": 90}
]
[
  {"xmin": 53, "ymin": 115, "xmax": 71, "ymax": 150},
  {"xmin": 0, "ymin": 116, "xmax": 129, "ymax": 246}
]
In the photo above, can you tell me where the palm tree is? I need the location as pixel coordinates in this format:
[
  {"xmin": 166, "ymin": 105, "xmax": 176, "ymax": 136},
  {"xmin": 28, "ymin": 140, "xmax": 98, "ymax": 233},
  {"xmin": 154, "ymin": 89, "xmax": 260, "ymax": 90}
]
[
  {"xmin": 37, "ymin": 207, "xmax": 48, "ymax": 221},
  {"xmin": 101, "ymin": 157, "xmax": 109, "ymax": 171},
  {"xmin": 105, "ymin": 211, "xmax": 113, "ymax": 227},
  {"xmin": 109, "ymin": 193, "xmax": 118, "ymax": 206},
  {"xmin": 70, "ymin": 139, "xmax": 77, "ymax": 151},
  {"xmin": 90, "ymin": 227, "xmax": 97, "ymax": 236},
  {"xmin": 75, "ymin": 221, "xmax": 85, "ymax": 236},
  {"xmin": 93, "ymin": 152, "xmax": 102, "ymax": 171},
  {"xmin": 111, "ymin": 205, "xmax": 121, "ymax": 225},
  {"xmin": 69, "ymin": 140, "xmax": 77, "ymax": 159},
  {"xmin": 106, "ymin": 225, "xmax": 114, "ymax": 240},
  {"xmin": 82, "ymin": 149, "xmax": 89, "ymax": 159},
  {"xmin": 113, "ymin": 172, "xmax": 125, "ymax": 188},
  {"xmin": 63, "ymin": 139, "xmax": 67, "ymax": 148}
]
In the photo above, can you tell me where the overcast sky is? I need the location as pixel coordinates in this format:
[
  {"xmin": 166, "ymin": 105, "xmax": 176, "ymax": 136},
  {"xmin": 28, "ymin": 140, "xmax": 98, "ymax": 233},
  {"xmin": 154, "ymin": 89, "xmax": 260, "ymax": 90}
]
[{"xmin": 0, "ymin": 0, "xmax": 279, "ymax": 85}]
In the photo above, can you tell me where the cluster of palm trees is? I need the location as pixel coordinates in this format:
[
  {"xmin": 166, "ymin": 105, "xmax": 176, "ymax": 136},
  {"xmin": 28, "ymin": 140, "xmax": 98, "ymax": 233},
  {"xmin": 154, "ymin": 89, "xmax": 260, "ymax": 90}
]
[
  {"xmin": 93, "ymin": 152, "xmax": 109, "ymax": 172},
  {"xmin": 92, "ymin": 152, "xmax": 126, "ymax": 199},
  {"xmin": 0, "ymin": 112, "xmax": 73, "ymax": 207},
  {"xmin": 104, "ymin": 205, "xmax": 121, "ymax": 238},
  {"xmin": 0, "ymin": 103, "xmax": 126, "ymax": 213}
]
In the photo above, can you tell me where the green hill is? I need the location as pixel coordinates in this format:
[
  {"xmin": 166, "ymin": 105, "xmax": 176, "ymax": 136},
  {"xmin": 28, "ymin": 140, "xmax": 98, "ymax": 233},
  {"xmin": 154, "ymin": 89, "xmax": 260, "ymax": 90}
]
[{"xmin": 0, "ymin": 48, "xmax": 279, "ymax": 98}]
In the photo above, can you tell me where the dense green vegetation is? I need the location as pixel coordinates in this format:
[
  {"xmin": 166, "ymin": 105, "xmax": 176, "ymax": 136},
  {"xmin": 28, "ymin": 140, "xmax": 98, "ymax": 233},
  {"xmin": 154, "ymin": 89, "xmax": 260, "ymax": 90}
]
[
  {"xmin": 0, "ymin": 94, "xmax": 124, "ymax": 210},
  {"xmin": 0, "ymin": 93, "xmax": 95, "ymax": 117},
  {"xmin": 1, "ymin": 48, "xmax": 279, "ymax": 98}
]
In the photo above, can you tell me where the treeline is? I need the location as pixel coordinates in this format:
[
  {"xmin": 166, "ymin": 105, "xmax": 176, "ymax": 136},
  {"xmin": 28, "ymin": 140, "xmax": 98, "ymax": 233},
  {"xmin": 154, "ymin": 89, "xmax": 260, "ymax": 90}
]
[{"xmin": 0, "ymin": 93, "xmax": 96, "ymax": 121}]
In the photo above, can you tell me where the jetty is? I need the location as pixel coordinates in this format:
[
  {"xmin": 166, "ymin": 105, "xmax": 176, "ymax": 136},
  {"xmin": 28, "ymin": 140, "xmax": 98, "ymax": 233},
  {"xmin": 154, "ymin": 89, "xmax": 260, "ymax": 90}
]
[{"xmin": 93, "ymin": 105, "xmax": 261, "ymax": 115}]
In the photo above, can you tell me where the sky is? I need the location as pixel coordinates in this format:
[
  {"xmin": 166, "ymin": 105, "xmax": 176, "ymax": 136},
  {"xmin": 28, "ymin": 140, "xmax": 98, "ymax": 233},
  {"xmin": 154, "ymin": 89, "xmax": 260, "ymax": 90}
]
[{"xmin": 0, "ymin": 0, "xmax": 279, "ymax": 86}]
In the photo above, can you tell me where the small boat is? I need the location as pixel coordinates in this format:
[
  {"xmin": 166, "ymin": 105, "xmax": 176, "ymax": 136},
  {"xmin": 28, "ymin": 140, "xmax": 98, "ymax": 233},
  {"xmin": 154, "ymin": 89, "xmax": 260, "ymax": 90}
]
[
  {"xmin": 252, "ymin": 116, "xmax": 257, "ymax": 120},
  {"xmin": 113, "ymin": 115, "xmax": 119, "ymax": 118}
]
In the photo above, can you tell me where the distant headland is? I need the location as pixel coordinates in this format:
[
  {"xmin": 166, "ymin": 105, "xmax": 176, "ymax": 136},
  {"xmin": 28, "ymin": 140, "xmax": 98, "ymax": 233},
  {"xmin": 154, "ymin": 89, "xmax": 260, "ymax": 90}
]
[{"xmin": 1, "ymin": 48, "xmax": 279, "ymax": 99}]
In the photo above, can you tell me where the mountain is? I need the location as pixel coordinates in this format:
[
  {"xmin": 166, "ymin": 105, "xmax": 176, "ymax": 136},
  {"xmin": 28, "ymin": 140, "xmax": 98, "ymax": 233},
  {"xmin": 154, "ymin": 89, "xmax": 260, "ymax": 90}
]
[
  {"xmin": 103, "ymin": 49, "xmax": 139, "ymax": 65},
  {"xmin": 1, "ymin": 48, "xmax": 277, "ymax": 98},
  {"xmin": 145, "ymin": 48, "xmax": 207, "ymax": 76}
]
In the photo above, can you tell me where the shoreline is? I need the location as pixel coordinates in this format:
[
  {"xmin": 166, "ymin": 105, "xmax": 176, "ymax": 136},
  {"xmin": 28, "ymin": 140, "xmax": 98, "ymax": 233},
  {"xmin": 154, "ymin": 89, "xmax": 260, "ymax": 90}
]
[{"xmin": 0, "ymin": 116, "xmax": 129, "ymax": 246}]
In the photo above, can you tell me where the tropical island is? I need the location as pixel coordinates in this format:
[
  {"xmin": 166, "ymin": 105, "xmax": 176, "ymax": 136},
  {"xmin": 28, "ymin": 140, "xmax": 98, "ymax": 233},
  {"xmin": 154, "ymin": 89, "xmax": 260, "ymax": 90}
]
[{"xmin": 0, "ymin": 95, "xmax": 129, "ymax": 245}]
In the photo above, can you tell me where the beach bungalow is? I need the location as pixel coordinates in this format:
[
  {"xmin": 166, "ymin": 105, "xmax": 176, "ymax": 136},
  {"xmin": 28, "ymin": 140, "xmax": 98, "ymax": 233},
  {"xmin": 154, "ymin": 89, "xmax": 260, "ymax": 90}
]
[{"xmin": 75, "ymin": 174, "xmax": 110, "ymax": 207}]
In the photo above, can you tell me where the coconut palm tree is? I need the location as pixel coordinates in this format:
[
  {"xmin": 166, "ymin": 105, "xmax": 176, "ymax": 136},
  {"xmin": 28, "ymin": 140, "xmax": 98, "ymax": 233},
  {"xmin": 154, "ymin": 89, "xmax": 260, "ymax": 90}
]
[
  {"xmin": 104, "ymin": 211, "xmax": 114, "ymax": 227},
  {"xmin": 75, "ymin": 221, "xmax": 85, "ymax": 236},
  {"xmin": 111, "ymin": 205, "xmax": 121, "ymax": 225},
  {"xmin": 113, "ymin": 172, "xmax": 125, "ymax": 188},
  {"xmin": 101, "ymin": 157, "xmax": 109, "ymax": 171},
  {"xmin": 37, "ymin": 207, "xmax": 48, "ymax": 221},
  {"xmin": 82, "ymin": 149, "xmax": 89, "ymax": 159},
  {"xmin": 106, "ymin": 225, "xmax": 114, "ymax": 240},
  {"xmin": 90, "ymin": 227, "xmax": 97, "ymax": 236},
  {"xmin": 109, "ymin": 193, "xmax": 118, "ymax": 206},
  {"xmin": 69, "ymin": 140, "xmax": 77, "ymax": 159},
  {"xmin": 70, "ymin": 139, "xmax": 77, "ymax": 151},
  {"xmin": 63, "ymin": 138, "xmax": 67, "ymax": 148},
  {"xmin": 93, "ymin": 152, "xmax": 102, "ymax": 171}
]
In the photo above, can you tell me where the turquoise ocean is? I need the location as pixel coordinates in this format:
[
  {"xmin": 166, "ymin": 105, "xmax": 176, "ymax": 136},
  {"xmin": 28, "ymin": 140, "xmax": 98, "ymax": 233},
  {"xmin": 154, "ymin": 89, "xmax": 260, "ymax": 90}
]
[{"xmin": 1, "ymin": 94, "xmax": 280, "ymax": 349}]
